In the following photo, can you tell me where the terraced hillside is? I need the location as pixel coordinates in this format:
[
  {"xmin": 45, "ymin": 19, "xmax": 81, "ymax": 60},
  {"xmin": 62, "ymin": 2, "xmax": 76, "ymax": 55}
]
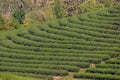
[{"xmin": 0, "ymin": 5, "xmax": 120, "ymax": 80}]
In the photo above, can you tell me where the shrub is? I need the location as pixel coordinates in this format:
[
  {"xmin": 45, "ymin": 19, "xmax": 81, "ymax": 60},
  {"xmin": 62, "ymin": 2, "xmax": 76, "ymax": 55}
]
[
  {"xmin": 0, "ymin": 15, "xmax": 5, "ymax": 30},
  {"xmin": 7, "ymin": 18, "xmax": 20, "ymax": 29},
  {"xmin": 54, "ymin": 0, "xmax": 64, "ymax": 18},
  {"xmin": 12, "ymin": 9, "xmax": 25, "ymax": 24},
  {"xmin": 78, "ymin": 0, "xmax": 104, "ymax": 13},
  {"xmin": 105, "ymin": 0, "xmax": 113, "ymax": 7},
  {"xmin": 74, "ymin": 72, "xmax": 120, "ymax": 80},
  {"xmin": 0, "ymin": 15, "xmax": 5, "ymax": 24}
]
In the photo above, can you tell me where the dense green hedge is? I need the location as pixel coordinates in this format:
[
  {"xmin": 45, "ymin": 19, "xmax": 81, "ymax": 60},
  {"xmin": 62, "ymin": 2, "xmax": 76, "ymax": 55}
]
[
  {"xmin": 0, "ymin": 57, "xmax": 89, "ymax": 68},
  {"xmin": 48, "ymin": 21, "xmax": 120, "ymax": 40},
  {"xmin": 96, "ymin": 64, "xmax": 120, "ymax": 69},
  {"xmin": 86, "ymin": 68, "xmax": 120, "ymax": 75},
  {"xmin": 0, "ymin": 5, "xmax": 120, "ymax": 80},
  {"xmin": 0, "ymin": 62, "xmax": 79, "ymax": 72},
  {"xmin": 74, "ymin": 72, "xmax": 120, "ymax": 80},
  {"xmin": 4, "ymin": 32, "xmax": 119, "ymax": 52},
  {"xmin": 68, "ymin": 17, "xmax": 120, "ymax": 30},
  {"xmin": 0, "ymin": 66, "xmax": 68, "ymax": 76},
  {"xmin": 14, "ymin": 72, "xmax": 53, "ymax": 80},
  {"xmin": 0, "ymin": 52, "xmax": 95, "ymax": 64},
  {"xmin": 106, "ymin": 60, "xmax": 120, "ymax": 64}
]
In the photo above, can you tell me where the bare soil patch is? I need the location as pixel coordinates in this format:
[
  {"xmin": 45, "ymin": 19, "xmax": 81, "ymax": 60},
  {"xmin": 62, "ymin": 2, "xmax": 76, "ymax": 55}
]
[
  {"xmin": 53, "ymin": 76, "xmax": 63, "ymax": 80},
  {"xmin": 90, "ymin": 63, "xmax": 96, "ymax": 68}
]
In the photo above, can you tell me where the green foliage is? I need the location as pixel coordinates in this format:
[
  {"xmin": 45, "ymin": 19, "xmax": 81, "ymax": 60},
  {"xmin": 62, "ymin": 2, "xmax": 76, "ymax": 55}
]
[
  {"xmin": 96, "ymin": 63, "xmax": 120, "ymax": 69},
  {"xmin": 0, "ymin": 66, "xmax": 68, "ymax": 76},
  {"xmin": 44, "ymin": 1, "xmax": 56, "ymax": 21},
  {"xmin": 25, "ymin": 10, "xmax": 47, "ymax": 24},
  {"xmin": 74, "ymin": 72, "xmax": 120, "ymax": 80},
  {"xmin": 7, "ymin": 18, "xmax": 21, "ymax": 29},
  {"xmin": 0, "ymin": 73, "xmax": 37, "ymax": 80},
  {"xmin": 0, "ymin": 15, "xmax": 5, "ymax": 24},
  {"xmin": 0, "ymin": 18, "xmax": 21, "ymax": 30},
  {"xmin": 105, "ymin": 0, "xmax": 113, "ymax": 7},
  {"xmin": 86, "ymin": 68, "xmax": 120, "ymax": 75},
  {"xmin": 0, "ymin": 30, "xmax": 6, "ymax": 37},
  {"xmin": 0, "ymin": 4, "xmax": 120, "ymax": 80},
  {"xmin": 0, "ymin": 15, "xmax": 5, "ymax": 30},
  {"xmin": 12, "ymin": 9, "xmax": 25, "ymax": 24},
  {"xmin": 79, "ymin": 0, "xmax": 104, "ymax": 13},
  {"xmin": 54, "ymin": 0, "xmax": 64, "ymax": 18}
]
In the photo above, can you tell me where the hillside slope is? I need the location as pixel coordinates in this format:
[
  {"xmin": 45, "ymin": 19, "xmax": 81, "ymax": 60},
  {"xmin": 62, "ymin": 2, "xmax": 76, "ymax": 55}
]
[
  {"xmin": 0, "ymin": 73, "xmax": 37, "ymax": 80},
  {"xmin": 0, "ymin": 5, "xmax": 120, "ymax": 80}
]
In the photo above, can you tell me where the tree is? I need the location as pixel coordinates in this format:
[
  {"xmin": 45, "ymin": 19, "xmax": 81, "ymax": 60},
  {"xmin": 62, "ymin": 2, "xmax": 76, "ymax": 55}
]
[
  {"xmin": 54, "ymin": 0, "xmax": 64, "ymax": 18},
  {"xmin": 12, "ymin": 9, "xmax": 25, "ymax": 24}
]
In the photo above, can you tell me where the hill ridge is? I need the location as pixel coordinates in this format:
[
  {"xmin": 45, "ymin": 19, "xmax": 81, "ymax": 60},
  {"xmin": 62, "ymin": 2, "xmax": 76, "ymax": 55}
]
[{"xmin": 0, "ymin": 5, "xmax": 120, "ymax": 80}]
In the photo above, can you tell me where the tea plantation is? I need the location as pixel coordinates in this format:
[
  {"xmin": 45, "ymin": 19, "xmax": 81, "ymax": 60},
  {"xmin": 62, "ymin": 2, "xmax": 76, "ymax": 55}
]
[{"xmin": 0, "ymin": 5, "xmax": 120, "ymax": 80}]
